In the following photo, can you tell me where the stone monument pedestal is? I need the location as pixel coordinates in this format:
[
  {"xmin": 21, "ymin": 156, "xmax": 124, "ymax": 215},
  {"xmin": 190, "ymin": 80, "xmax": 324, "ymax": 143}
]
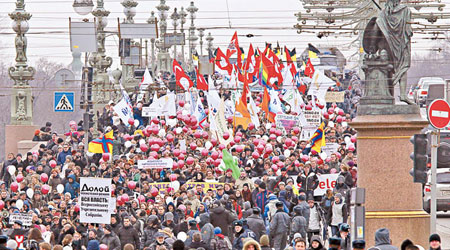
[
  {"xmin": 350, "ymin": 105, "xmax": 430, "ymax": 247},
  {"xmin": 5, "ymin": 125, "xmax": 38, "ymax": 156}
]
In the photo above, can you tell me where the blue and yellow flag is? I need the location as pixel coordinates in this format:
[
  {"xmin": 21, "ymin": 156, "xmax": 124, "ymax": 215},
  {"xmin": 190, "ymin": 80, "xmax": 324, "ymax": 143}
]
[
  {"xmin": 309, "ymin": 122, "xmax": 326, "ymax": 153},
  {"xmin": 88, "ymin": 130, "xmax": 114, "ymax": 153}
]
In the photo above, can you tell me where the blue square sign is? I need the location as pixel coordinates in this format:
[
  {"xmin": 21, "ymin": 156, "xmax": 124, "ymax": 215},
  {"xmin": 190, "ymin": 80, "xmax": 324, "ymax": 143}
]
[{"xmin": 54, "ymin": 92, "xmax": 74, "ymax": 112}]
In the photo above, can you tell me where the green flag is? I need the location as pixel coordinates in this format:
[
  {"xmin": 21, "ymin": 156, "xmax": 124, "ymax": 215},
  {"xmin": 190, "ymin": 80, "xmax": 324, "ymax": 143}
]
[{"xmin": 221, "ymin": 149, "xmax": 240, "ymax": 180}]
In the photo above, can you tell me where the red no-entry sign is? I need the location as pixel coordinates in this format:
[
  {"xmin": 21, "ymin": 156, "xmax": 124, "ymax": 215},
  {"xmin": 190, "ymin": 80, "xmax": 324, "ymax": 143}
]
[{"xmin": 427, "ymin": 99, "xmax": 450, "ymax": 129}]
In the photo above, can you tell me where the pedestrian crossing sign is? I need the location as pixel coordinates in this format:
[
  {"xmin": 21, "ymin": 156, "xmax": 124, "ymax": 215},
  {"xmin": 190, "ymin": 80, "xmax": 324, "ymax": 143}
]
[{"xmin": 54, "ymin": 92, "xmax": 74, "ymax": 112}]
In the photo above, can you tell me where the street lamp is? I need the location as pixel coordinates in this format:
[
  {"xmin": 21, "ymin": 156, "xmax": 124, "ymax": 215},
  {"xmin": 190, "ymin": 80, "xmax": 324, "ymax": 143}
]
[
  {"xmin": 156, "ymin": 0, "xmax": 170, "ymax": 39},
  {"xmin": 171, "ymin": 8, "xmax": 180, "ymax": 60},
  {"xmin": 73, "ymin": 0, "xmax": 94, "ymax": 16},
  {"xmin": 179, "ymin": 7, "xmax": 187, "ymax": 63},
  {"xmin": 147, "ymin": 11, "xmax": 157, "ymax": 68},
  {"xmin": 186, "ymin": 1, "xmax": 198, "ymax": 64},
  {"xmin": 122, "ymin": 0, "xmax": 137, "ymax": 24},
  {"xmin": 198, "ymin": 28, "xmax": 204, "ymax": 56},
  {"xmin": 206, "ymin": 32, "xmax": 214, "ymax": 54},
  {"xmin": 9, "ymin": 0, "xmax": 35, "ymax": 125}
]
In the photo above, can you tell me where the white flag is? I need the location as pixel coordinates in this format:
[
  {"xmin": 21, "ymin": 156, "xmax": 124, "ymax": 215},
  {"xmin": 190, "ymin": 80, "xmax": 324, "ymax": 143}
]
[
  {"xmin": 113, "ymin": 98, "xmax": 134, "ymax": 125},
  {"xmin": 308, "ymin": 70, "xmax": 335, "ymax": 103}
]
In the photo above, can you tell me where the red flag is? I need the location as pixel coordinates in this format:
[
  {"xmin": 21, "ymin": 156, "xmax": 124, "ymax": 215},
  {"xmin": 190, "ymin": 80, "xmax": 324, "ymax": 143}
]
[
  {"xmin": 227, "ymin": 31, "xmax": 243, "ymax": 70},
  {"xmin": 285, "ymin": 46, "xmax": 297, "ymax": 77},
  {"xmin": 195, "ymin": 67, "xmax": 208, "ymax": 91},
  {"xmin": 173, "ymin": 59, "xmax": 193, "ymax": 90},
  {"xmin": 241, "ymin": 76, "xmax": 249, "ymax": 105},
  {"xmin": 215, "ymin": 47, "xmax": 233, "ymax": 75},
  {"xmin": 304, "ymin": 58, "xmax": 315, "ymax": 78}
]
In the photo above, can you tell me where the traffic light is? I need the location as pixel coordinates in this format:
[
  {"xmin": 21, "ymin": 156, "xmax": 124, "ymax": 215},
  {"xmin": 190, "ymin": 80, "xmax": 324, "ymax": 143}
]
[
  {"xmin": 410, "ymin": 134, "xmax": 428, "ymax": 183},
  {"xmin": 88, "ymin": 112, "xmax": 95, "ymax": 129},
  {"xmin": 437, "ymin": 142, "xmax": 450, "ymax": 168}
]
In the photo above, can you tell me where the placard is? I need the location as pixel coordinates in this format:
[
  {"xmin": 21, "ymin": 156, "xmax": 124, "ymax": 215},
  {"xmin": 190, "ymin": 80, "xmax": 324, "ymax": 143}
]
[
  {"xmin": 275, "ymin": 114, "xmax": 301, "ymax": 133},
  {"xmin": 148, "ymin": 182, "xmax": 225, "ymax": 192},
  {"xmin": 304, "ymin": 110, "xmax": 321, "ymax": 126},
  {"xmin": 325, "ymin": 91, "xmax": 345, "ymax": 103},
  {"xmin": 138, "ymin": 158, "xmax": 173, "ymax": 169},
  {"xmin": 300, "ymin": 126, "xmax": 317, "ymax": 141},
  {"xmin": 80, "ymin": 178, "xmax": 112, "ymax": 224},
  {"xmin": 321, "ymin": 143, "xmax": 340, "ymax": 157},
  {"xmin": 9, "ymin": 213, "xmax": 32, "ymax": 226}
]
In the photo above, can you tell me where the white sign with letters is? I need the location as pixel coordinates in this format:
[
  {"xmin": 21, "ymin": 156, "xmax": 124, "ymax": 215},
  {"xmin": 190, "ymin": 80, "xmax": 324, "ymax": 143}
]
[
  {"xmin": 138, "ymin": 158, "xmax": 173, "ymax": 169},
  {"xmin": 80, "ymin": 178, "xmax": 112, "ymax": 224},
  {"xmin": 9, "ymin": 213, "xmax": 32, "ymax": 226}
]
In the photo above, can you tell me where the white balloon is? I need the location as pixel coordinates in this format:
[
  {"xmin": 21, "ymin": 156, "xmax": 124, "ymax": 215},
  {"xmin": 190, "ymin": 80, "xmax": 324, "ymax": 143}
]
[
  {"xmin": 16, "ymin": 199, "xmax": 24, "ymax": 210},
  {"xmin": 124, "ymin": 141, "xmax": 132, "ymax": 148},
  {"xmin": 167, "ymin": 119, "xmax": 177, "ymax": 127},
  {"xmin": 262, "ymin": 135, "xmax": 269, "ymax": 142},
  {"xmin": 170, "ymin": 180, "xmax": 180, "ymax": 191},
  {"xmin": 176, "ymin": 127, "xmax": 182, "ymax": 134},
  {"xmin": 8, "ymin": 165, "xmax": 16, "ymax": 176},
  {"xmin": 205, "ymin": 141, "xmax": 213, "ymax": 150},
  {"xmin": 158, "ymin": 129, "xmax": 166, "ymax": 137},
  {"xmin": 329, "ymin": 113, "xmax": 335, "ymax": 120},
  {"xmin": 284, "ymin": 149, "xmax": 291, "ymax": 158},
  {"xmin": 320, "ymin": 152, "xmax": 328, "ymax": 160},
  {"xmin": 342, "ymin": 122, "xmax": 348, "ymax": 128},
  {"xmin": 57, "ymin": 184, "xmax": 64, "ymax": 194},
  {"xmin": 184, "ymin": 103, "xmax": 191, "ymax": 111},
  {"xmin": 166, "ymin": 196, "xmax": 174, "ymax": 205},
  {"xmin": 334, "ymin": 107, "xmax": 340, "ymax": 114},
  {"xmin": 265, "ymin": 123, "xmax": 272, "ymax": 130},
  {"xmin": 344, "ymin": 136, "xmax": 351, "ymax": 144},
  {"xmin": 27, "ymin": 188, "xmax": 34, "ymax": 199},
  {"xmin": 276, "ymin": 136, "xmax": 282, "ymax": 143},
  {"xmin": 328, "ymin": 121, "xmax": 335, "ymax": 128},
  {"xmin": 134, "ymin": 119, "xmax": 140, "ymax": 127},
  {"xmin": 181, "ymin": 110, "xmax": 189, "ymax": 116},
  {"xmin": 177, "ymin": 232, "xmax": 187, "ymax": 242},
  {"xmin": 139, "ymin": 139, "xmax": 146, "ymax": 145}
]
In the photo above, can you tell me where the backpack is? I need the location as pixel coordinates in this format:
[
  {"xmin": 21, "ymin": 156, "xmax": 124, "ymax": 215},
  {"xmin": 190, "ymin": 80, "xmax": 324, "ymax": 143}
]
[
  {"xmin": 27, "ymin": 240, "xmax": 39, "ymax": 250},
  {"xmin": 211, "ymin": 236, "xmax": 231, "ymax": 250}
]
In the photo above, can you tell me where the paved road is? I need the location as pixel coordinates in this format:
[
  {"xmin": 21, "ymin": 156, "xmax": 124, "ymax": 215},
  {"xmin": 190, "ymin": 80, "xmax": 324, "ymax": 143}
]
[{"xmin": 437, "ymin": 212, "xmax": 450, "ymax": 249}]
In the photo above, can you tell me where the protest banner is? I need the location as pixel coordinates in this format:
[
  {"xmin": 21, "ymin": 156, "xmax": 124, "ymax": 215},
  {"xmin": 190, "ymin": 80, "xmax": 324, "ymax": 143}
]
[
  {"xmin": 80, "ymin": 177, "xmax": 112, "ymax": 224},
  {"xmin": 138, "ymin": 158, "xmax": 173, "ymax": 169},
  {"xmin": 300, "ymin": 126, "xmax": 317, "ymax": 141},
  {"xmin": 287, "ymin": 174, "xmax": 338, "ymax": 196},
  {"xmin": 304, "ymin": 110, "xmax": 321, "ymax": 126},
  {"xmin": 9, "ymin": 213, "xmax": 32, "ymax": 226},
  {"xmin": 325, "ymin": 91, "xmax": 345, "ymax": 103},
  {"xmin": 275, "ymin": 114, "xmax": 302, "ymax": 133},
  {"xmin": 321, "ymin": 143, "xmax": 340, "ymax": 157},
  {"xmin": 148, "ymin": 182, "xmax": 225, "ymax": 192}
]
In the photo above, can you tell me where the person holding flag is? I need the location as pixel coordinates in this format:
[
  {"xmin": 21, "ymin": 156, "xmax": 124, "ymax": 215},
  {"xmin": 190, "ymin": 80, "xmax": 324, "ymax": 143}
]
[{"xmin": 88, "ymin": 130, "xmax": 114, "ymax": 154}]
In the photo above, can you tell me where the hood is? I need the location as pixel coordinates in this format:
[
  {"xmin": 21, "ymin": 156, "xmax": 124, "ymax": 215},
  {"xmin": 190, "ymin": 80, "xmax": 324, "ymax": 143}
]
[
  {"xmin": 375, "ymin": 228, "xmax": 391, "ymax": 246},
  {"xmin": 243, "ymin": 201, "xmax": 251, "ymax": 210},
  {"xmin": 279, "ymin": 190, "xmax": 287, "ymax": 198},
  {"xmin": 311, "ymin": 235, "xmax": 323, "ymax": 249},
  {"xmin": 243, "ymin": 238, "xmax": 261, "ymax": 250},
  {"xmin": 199, "ymin": 213, "xmax": 210, "ymax": 225},
  {"xmin": 268, "ymin": 194, "xmax": 277, "ymax": 201},
  {"xmin": 212, "ymin": 206, "xmax": 225, "ymax": 214},
  {"xmin": 68, "ymin": 174, "xmax": 76, "ymax": 181}
]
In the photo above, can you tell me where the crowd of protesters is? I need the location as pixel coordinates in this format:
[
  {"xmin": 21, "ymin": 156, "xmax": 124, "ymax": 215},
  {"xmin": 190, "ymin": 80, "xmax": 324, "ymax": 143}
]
[{"xmin": 0, "ymin": 71, "xmax": 443, "ymax": 250}]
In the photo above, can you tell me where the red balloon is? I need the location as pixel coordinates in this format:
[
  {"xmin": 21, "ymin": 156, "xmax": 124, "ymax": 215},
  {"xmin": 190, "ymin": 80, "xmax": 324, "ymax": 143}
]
[
  {"xmin": 190, "ymin": 117, "xmax": 198, "ymax": 126},
  {"xmin": 128, "ymin": 181, "xmax": 136, "ymax": 190},
  {"xmin": 218, "ymin": 144, "xmax": 226, "ymax": 150},
  {"xmin": 102, "ymin": 153, "xmax": 110, "ymax": 162},
  {"xmin": 206, "ymin": 157, "xmax": 213, "ymax": 165},
  {"xmin": 335, "ymin": 152, "xmax": 342, "ymax": 159},
  {"xmin": 0, "ymin": 200, "xmax": 4, "ymax": 210},
  {"xmin": 202, "ymin": 131, "xmax": 209, "ymax": 139},
  {"xmin": 178, "ymin": 100, "xmax": 185, "ymax": 107},
  {"xmin": 328, "ymin": 107, "xmax": 334, "ymax": 114},
  {"xmin": 317, "ymin": 159, "xmax": 324, "ymax": 165},
  {"xmin": 169, "ymin": 174, "xmax": 177, "ymax": 182},
  {"xmin": 49, "ymin": 160, "xmax": 57, "ymax": 168},
  {"xmin": 253, "ymin": 138, "xmax": 259, "ymax": 146},
  {"xmin": 265, "ymin": 146, "xmax": 273, "ymax": 154},
  {"xmin": 122, "ymin": 194, "xmax": 129, "ymax": 202},
  {"xmin": 285, "ymin": 138, "xmax": 292, "ymax": 147},
  {"xmin": 213, "ymin": 159, "xmax": 221, "ymax": 167},
  {"xmin": 16, "ymin": 174, "xmax": 24, "ymax": 183},
  {"xmin": 172, "ymin": 162, "xmax": 178, "ymax": 169},
  {"xmin": 294, "ymin": 160, "xmax": 300, "ymax": 167},
  {"xmin": 351, "ymin": 135, "xmax": 357, "ymax": 143},
  {"xmin": 151, "ymin": 187, "xmax": 159, "ymax": 197},
  {"xmin": 186, "ymin": 157, "xmax": 195, "ymax": 165},
  {"xmin": 292, "ymin": 136, "xmax": 298, "ymax": 142},
  {"xmin": 336, "ymin": 116, "xmax": 343, "ymax": 123},
  {"xmin": 182, "ymin": 127, "xmax": 188, "ymax": 133},
  {"xmin": 201, "ymin": 149, "xmax": 209, "ymax": 157},
  {"xmin": 256, "ymin": 144, "xmax": 265, "ymax": 153},
  {"xmin": 211, "ymin": 151, "xmax": 219, "ymax": 160},
  {"xmin": 150, "ymin": 144, "xmax": 160, "ymax": 152},
  {"xmin": 190, "ymin": 142, "xmax": 197, "ymax": 151},
  {"xmin": 272, "ymin": 156, "xmax": 279, "ymax": 164},
  {"xmin": 236, "ymin": 145, "xmax": 244, "ymax": 153},
  {"xmin": 160, "ymin": 120, "xmax": 166, "ymax": 126},
  {"xmin": 301, "ymin": 155, "xmax": 309, "ymax": 162},
  {"xmin": 151, "ymin": 126, "xmax": 159, "ymax": 135},
  {"xmin": 138, "ymin": 195, "xmax": 145, "ymax": 203},
  {"xmin": 236, "ymin": 131, "xmax": 243, "ymax": 137},
  {"xmin": 223, "ymin": 132, "xmax": 230, "ymax": 140},
  {"xmin": 178, "ymin": 153, "xmax": 185, "ymax": 160},
  {"xmin": 269, "ymin": 134, "xmax": 276, "ymax": 140},
  {"xmin": 40, "ymin": 173, "xmax": 49, "ymax": 183},
  {"xmin": 252, "ymin": 151, "xmax": 260, "ymax": 159},
  {"xmin": 234, "ymin": 136, "xmax": 241, "ymax": 143},
  {"xmin": 293, "ymin": 127, "xmax": 300, "ymax": 135},
  {"xmin": 277, "ymin": 161, "xmax": 284, "ymax": 168},
  {"xmin": 152, "ymin": 117, "xmax": 160, "ymax": 124},
  {"xmin": 318, "ymin": 103, "xmax": 325, "ymax": 109},
  {"xmin": 275, "ymin": 130, "xmax": 282, "ymax": 137},
  {"xmin": 194, "ymin": 131, "xmax": 202, "ymax": 139},
  {"xmin": 166, "ymin": 134, "xmax": 174, "ymax": 142},
  {"xmin": 100, "ymin": 244, "xmax": 108, "ymax": 250},
  {"xmin": 348, "ymin": 145, "xmax": 356, "ymax": 152},
  {"xmin": 305, "ymin": 104, "xmax": 312, "ymax": 111},
  {"xmin": 323, "ymin": 113, "xmax": 330, "ymax": 120},
  {"xmin": 41, "ymin": 184, "xmax": 50, "ymax": 195},
  {"xmin": 178, "ymin": 160, "xmax": 185, "ymax": 167},
  {"xmin": 11, "ymin": 182, "xmax": 18, "ymax": 192},
  {"xmin": 229, "ymin": 141, "xmax": 235, "ymax": 147},
  {"xmin": 311, "ymin": 149, "xmax": 318, "ymax": 155},
  {"xmin": 173, "ymin": 149, "xmax": 181, "ymax": 157},
  {"xmin": 128, "ymin": 118, "xmax": 135, "ymax": 125},
  {"xmin": 248, "ymin": 123, "xmax": 255, "ymax": 130},
  {"xmin": 271, "ymin": 164, "xmax": 278, "ymax": 172},
  {"xmin": 227, "ymin": 116, "xmax": 233, "ymax": 124},
  {"xmin": 74, "ymin": 204, "xmax": 80, "ymax": 212},
  {"xmin": 211, "ymin": 138, "xmax": 218, "ymax": 146},
  {"xmin": 141, "ymin": 144, "xmax": 149, "ymax": 152},
  {"xmin": 269, "ymin": 128, "xmax": 276, "ymax": 134}
]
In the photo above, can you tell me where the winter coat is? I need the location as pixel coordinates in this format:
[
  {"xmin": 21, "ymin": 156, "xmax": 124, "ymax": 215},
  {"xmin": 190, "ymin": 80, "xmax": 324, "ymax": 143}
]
[
  {"xmin": 308, "ymin": 235, "xmax": 326, "ymax": 250},
  {"xmin": 297, "ymin": 171, "xmax": 319, "ymax": 192},
  {"xmin": 99, "ymin": 233, "xmax": 120, "ymax": 250},
  {"xmin": 246, "ymin": 214, "xmax": 265, "ymax": 241},
  {"xmin": 339, "ymin": 171, "xmax": 354, "ymax": 188},
  {"xmin": 117, "ymin": 224, "xmax": 140, "ymax": 250},
  {"xmin": 243, "ymin": 239, "xmax": 261, "ymax": 250},
  {"xmin": 199, "ymin": 213, "xmax": 215, "ymax": 246},
  {"xmin": 189, "ymin": 241, "xmax": 210, "ymax": 250},
  {"xmin": 210, "ymin": 205, "xmax": 237, "ymax": 237},
  {"xmin": 255, "ymin": 190, "xmax": 270, "ymax": 214},
  {"xmin": 142, "ymin": 226, "xmax": 159, "ymax": 247},
  {"xmin": 209, "ymin": 234, "xmax": 231, "ymax": 250},
  {"xmin": 57, "ymin": 149, "xmax": 71, "ymax": 166},
  {"xmin": 269, "ymin": 209, "xmax": 291, "ymax": 235},
  {"xmin": 235, "ymin": 177, "xmax": 254, "ymax": 190},
  {"xmin": 291, "ymin": 215, "xmax": 307, "ymax": 239},
  {"xmin": 242, "ymin": 201, "xmax": 253, "ymax": 219},
  {"xmin": 233, "ymin": 229, "xmax": 256, "ymax": 250},
  {"xmin": 185, "ymin": 229, "xmax": 199, "ymax": 247},
  {"xmin": 64, "ymin": 174, "xmax": 80, "ymax": 199},
  {"xmin": 331, "ymin": 200, "xmax": 348, "ymax": 226},
  {"xmin": 374, "ymin": 228, "xmax": 398, "ymax": 250}
]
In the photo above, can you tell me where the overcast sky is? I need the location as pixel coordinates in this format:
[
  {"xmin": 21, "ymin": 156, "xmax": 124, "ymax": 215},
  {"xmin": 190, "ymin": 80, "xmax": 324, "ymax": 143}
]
[{"xmin": 0, "ymin": 0, "xmax": 447, "ymax": 69}]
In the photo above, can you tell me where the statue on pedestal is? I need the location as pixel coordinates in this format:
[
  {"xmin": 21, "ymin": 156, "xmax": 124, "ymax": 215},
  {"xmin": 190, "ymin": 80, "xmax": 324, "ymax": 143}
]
[{"xmin": 362, "ymin": 0, "xmax": 413, "ymax": 105}]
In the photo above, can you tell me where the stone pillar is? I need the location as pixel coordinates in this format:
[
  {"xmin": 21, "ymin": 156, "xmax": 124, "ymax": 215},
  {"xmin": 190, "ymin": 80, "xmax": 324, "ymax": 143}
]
[{"xmin": 350, "ymin": 106, "xmax": 430, "ymax": 247}]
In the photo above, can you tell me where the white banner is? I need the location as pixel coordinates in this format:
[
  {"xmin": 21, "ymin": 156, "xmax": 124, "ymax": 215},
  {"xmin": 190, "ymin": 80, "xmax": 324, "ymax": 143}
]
[
  {"xmin": 80, "ymin": 178, "xmax": 112, "ymax": 224},
  {"xmin": 137, "ymin": 158, "xmax": 174, "ymax": 169},
  {"xmin": 300, "ymin": 126, "xmax": 317, "ymax": 141},
  {"xmin": 325, "ymin": 91, "xmax": 345, "ymax": 103},
  {"xmin": 275, "ymin": 114, "xmax": 303, "ymax": 134},
  {"xmin": 314, "ymin": 174, "xmax": 339, "ymax": 196},
  {"xmin": 9, "ymin": 213, "xmax": 32, "ymax": 226},
  {"xmin": 304, "ymin": 110, "xmax": 321, "ymax": 127},
  {"xmin": 321, "ymin": 143, "xmax": 340, "ymax": 157},
  {"xmin": 142, "ymin": 93, "xmax": 177, "ymax": 117}
]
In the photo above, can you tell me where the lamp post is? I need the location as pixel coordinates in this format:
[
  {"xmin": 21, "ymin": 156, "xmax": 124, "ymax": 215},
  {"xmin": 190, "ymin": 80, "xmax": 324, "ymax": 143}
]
[
  {"xmin": 198, "ymin": 28, "xmax": 205, "ymax": 56},
  {"xmin": 122, "ymin": 0, "xmax": 137, "ymax": 24},
  {"xmin": 147, "ymin": 11, "xmax": 157, "ymax": 71},
  {"xmin": 155, "ymin": 0, "xmax": 171, "ymax": 72},
  {"xmin": 186, "ymin": 1, "xmax": 198, "ymax": 69},
  {"xmin": 120, "ymin": 0, "xmax": 138, "ymax": 92},
  {"xmin": 206, "ymin": 32, "xmax": 214, "ymax": 57},
  {"xmin": 171, "ymin": 8, "xmax": 180, "ymax": 60},
  {"xmin": 179, "ymin": 7, "xmax": 187, "ymax": 63},
  {"xmin": 89, "ymin": 0, "xmax": 112, "ymax": 132},
  {"xmin": 9, "ymin": 0, "xmax": 35, "ymax": 125}
]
